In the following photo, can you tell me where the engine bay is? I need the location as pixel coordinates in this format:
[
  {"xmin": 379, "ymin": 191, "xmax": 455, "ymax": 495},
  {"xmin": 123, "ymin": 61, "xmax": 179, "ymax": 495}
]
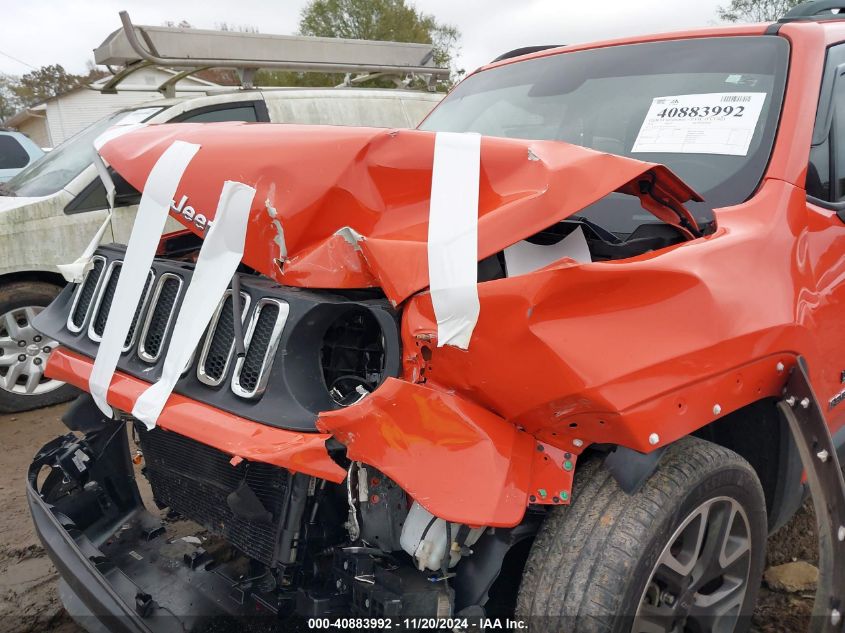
[{"xmin": 28, "ymin": 396, "xmax": 536, "ymax": 628}]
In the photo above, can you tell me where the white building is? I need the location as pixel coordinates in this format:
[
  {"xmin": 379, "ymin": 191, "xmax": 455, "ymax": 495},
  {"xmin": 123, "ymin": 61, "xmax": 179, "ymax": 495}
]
[{"xmin": 4, "ymin": 67, "xmax": 219, "ymax": 148}]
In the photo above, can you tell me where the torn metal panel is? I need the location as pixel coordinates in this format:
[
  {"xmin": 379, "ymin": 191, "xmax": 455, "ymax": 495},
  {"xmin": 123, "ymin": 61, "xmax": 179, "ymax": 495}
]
[
  {"xmin": 401, "ymin": 180, "xmax": 817, "ymax": 457},
  {"xmin": 264, "ymin": 183, "xmax": 288, "ymax": 261},
  {"xmin": 318, "ymin": 377, "xmax": 575, "ymax": 527},
  {"xmin": 279, "ymin": 232, "xmax": 377, "ymax": 288},
  {"xmin": 97, "ymin": 123, "xmax": 701, "ymax": 305}
]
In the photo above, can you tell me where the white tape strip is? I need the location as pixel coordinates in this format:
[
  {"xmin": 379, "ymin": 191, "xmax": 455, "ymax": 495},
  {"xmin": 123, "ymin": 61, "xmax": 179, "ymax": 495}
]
[
  {"xmin": 57, "ymin": 210, "xmax": 112, "ymax": 283},
  {"xmin": 89, "ymin": 141, "xmax": 201, "ymax": 417},
  {"xmin": 427, "ymin": 132, "xmax": 481, "ymax": 349},
  {"xmin": 132, "ymin": 180, "xmax": 255, "ymax": 429},
  {"xmin": 92, "ymin": 152, "xmax": 116, "ymax": 211}
]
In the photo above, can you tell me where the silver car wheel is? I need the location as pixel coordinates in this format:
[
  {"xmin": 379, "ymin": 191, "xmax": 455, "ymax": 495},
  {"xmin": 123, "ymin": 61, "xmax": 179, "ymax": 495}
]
[
  {"xmin": 0, "ymin": 306, "xmax": 63, "ymax": 396},
  {"xmin": 633, "ymin": 496, "xmax": 752, "ymax": 633}
]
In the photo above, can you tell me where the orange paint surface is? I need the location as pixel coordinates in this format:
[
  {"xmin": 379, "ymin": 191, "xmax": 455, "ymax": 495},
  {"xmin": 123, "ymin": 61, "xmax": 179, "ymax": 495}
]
[
  {"xmin": 74, "ymin": 22, "xmax": 845, "ymax": 526},
  {"xmin": 46, "ymin": 348, "xmax": 345, "ymax": 483}
]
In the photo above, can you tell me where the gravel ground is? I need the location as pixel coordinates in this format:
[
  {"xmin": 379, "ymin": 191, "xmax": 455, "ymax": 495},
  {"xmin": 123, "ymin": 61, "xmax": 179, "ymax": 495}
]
[{"xmin": 0, "ymin": 403, "xmax": 821, "ymax": 632}]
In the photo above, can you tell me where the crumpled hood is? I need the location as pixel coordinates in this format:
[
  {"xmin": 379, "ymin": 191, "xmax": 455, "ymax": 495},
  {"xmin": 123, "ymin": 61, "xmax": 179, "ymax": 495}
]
[{"xmin": 99, "ymin": 122, "xmax": 702, "ymax": 304}]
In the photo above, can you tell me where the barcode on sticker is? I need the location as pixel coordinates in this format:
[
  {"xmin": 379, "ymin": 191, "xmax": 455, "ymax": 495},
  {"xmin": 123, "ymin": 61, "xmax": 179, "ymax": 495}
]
[{"xmin": 721, "ymin": 95, "xmax": 753, "ymax": 103}]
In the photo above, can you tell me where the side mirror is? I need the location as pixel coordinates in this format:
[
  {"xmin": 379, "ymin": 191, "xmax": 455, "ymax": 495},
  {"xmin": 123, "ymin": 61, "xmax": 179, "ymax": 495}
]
[{"xmin": 807, "ymin": 194, "xmax": 845, "ymax": 224}]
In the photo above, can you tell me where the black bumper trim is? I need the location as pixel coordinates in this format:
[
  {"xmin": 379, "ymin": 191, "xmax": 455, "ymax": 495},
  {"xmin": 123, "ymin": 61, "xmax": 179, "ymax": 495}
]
[{"xmin": 26, "ymin": 484, "xmax": 157, "ymax": 633}]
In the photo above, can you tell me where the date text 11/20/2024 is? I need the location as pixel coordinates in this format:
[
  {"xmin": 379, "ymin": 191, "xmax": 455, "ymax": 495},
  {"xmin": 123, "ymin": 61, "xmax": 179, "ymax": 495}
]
[{"xmin": 307, "ymin": 617, "xmax": 528, "ymax": 629}]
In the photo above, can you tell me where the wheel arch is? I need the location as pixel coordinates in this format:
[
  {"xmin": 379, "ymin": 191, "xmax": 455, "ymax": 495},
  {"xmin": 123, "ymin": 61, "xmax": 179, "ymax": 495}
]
[
  {"xmin": 0, "ymin": 269, "xmax": 66, "ymax": 290},
  {"xmin": 692, "ymin": 397, "xmax": 804, "ymax": 533},
  {"xmin": 604, "ymin": 396, "xmax": 805, "ymax": 533}
]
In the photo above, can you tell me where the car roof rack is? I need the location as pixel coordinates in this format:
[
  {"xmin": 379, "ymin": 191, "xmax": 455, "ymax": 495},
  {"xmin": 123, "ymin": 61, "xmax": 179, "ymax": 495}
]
[
  {"xmin": 490, "ymin": 45, "xmax": 565, "ymax": 63},
  {"xmin": 93, "ymin": 11, "xmax": 450, "ymax": 97},
  {"xmin": 779, "ymin": 0, "xmax": 845, "ymax": 21}
]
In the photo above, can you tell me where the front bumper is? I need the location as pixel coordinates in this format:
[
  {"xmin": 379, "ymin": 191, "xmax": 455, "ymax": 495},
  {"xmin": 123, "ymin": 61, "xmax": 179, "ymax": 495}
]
[
  {"xmin": 27, "ymin": 483, "xmax": 158, "ymax": 633},
  {"xmin": 45, "ymin": 347, "xmax": 345, "ymax": 483},
  {"xmin": 27, "ymin": 429, "xmax": 285, "ymax": 633}
]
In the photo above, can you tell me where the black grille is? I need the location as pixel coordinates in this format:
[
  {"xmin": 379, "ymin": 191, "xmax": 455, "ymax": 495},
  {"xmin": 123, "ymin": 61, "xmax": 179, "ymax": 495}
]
[
  {"xmin": 124, "ymin": 274, "xmax": 153, "ymax": 348},
  {"xmin": 92, "ymin": 264, "xmax": 122, "ymax": 337},
  {"xmin": 142, "ymin": 277, "xmax": 180, "ymax": 359},
  {"xmin": 90, "ymin": 265, "xmax": 152, "ymax": 348},
  {"xmin": 203, "ymin": 295, "xmax": 237, "ymax": 382},
  {"xmin": 137, "ymin": 427, "xmax": 289, "ymax": 566},
  {"xmin": 239, "ymin": 304, "xmax": 280, "ymax": 393},
  {"xmin": 71, "ymin": 259, "xmax": 105, "ymax": 329}
]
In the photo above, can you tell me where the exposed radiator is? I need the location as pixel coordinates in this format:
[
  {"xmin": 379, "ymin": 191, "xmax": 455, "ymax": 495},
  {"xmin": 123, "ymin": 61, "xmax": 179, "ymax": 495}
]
[{"xmin": 137, "ymin": 426, "xmax": 291, "ymax": 566}]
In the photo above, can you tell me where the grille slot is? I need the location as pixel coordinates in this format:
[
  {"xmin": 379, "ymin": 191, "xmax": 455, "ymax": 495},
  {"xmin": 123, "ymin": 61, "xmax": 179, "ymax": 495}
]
[
  {"xmin": 137, "ymin": 427, "xmax": 289, "ymax": 566},
  {"xmin": 197, "ymin": 291, "xmax": 251, "ymax": 387},
  {"xmin": 87, "ymin": 263, "xmax": 154, "ymax": 351},
  {"xmin": 138, "ymin": 273, "xmax": 182, "ymax": 363},
  {"xmin": 67, "ymin": 256, "xmax": 106, "ymax": 333},
  {"xmin": 231, "ymin": 299, "xmax": 288, "ymax": 399},
  {"xmin": 90, "ymin": 262, "xmax": 121, "ymax": 339}
]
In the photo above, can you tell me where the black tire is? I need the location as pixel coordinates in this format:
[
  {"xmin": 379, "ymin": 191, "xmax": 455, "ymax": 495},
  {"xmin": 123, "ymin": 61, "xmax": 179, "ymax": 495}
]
[
  {"xmin": 0, "ymin": 280, "xmax": 77, "ymax": 413},
  {"xmin": 516, "ymin": 437, "xmax": 767, "ymax": 633}
]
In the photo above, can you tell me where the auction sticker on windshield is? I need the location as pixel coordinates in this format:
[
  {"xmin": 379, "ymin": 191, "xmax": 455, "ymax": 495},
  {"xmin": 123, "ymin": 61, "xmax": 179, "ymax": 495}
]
[{"xmin": 632, "ymin": 93, "xmax": 766, "ymax": 156}]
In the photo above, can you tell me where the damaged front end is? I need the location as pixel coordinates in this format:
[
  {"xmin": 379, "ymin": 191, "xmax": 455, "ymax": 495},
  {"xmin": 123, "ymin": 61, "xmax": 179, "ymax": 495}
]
[
  {"xmin": 27, "ymin": 123, "xmax": 705, "ymax": 629},
  {"xmin": 28, "ymin": 245, "xmax": 557, "ymax": 628},
  {"xmin": 30, "ymin": 397, "xmax": 482, "ymax": 628}
]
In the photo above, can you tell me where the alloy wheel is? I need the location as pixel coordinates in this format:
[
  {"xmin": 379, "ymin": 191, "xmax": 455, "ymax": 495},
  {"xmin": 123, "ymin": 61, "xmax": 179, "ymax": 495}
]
[
  {"xmin": 632, "ymin": 496, "xmax": 752, "ymax": 633},
  {"xmin": 0, "ymin": 306, "xmax": 63, "ymax": 396}
]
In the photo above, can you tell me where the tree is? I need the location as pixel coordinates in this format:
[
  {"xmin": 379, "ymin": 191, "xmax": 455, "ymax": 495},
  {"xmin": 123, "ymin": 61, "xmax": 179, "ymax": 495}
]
[
  {"xmin": 265, "ymin": 0, "xmax": 461, "ymax": 90},
  {"xmin": 718, "ymin": 0, "xmax": 802, "ymax": 22},
  {"xmin": 0, "ymin": 75, "xmax": 24, "ymax": 121},
  {"xmin": 12, "ymin": 65, "xmax": 85, "ymax": 106},
  {"xmin": 1, "ymin": 62, "xmax": 107, "ymax": 124}
]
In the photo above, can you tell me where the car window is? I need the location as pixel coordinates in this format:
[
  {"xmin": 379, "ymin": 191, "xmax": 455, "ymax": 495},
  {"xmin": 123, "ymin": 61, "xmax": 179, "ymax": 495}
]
[
  {"xmin": 421, "ymin": 37, "xmax": 789, "ymax": 235},
  {"xmin": 3, "ymin": 107, "xmax": 164, "ymax": 197},
  {"xmin": 0, "ymin": 135, "xmax": 30, "ymax": 169},
  {"xmin": 807, "ymin": 45, "xmax": 845, "ymax": 202},
  {"xmin": 64, "ymin": 169, "xmax": 141, "ymax": 215},
  {"xmin": 174, "ymin": 105, "xmax": 258, "ymax": 123}
]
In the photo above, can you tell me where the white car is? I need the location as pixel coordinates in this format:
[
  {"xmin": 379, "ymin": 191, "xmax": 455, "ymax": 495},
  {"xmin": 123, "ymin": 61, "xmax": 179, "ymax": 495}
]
[
  {"xmin": 0, "ymin": 129, "xmax": 44, "ymax": 183},
  {"xmin": 0, "ymin": 88, "xmax": 442, "ymax": 412}
]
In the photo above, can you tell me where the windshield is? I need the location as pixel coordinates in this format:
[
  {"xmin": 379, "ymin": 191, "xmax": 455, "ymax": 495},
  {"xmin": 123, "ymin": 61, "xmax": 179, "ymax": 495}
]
[
  {"xmin": 420, "ymin": 37, "xmax": 789, "ymax": 232},
  {"xmin": 3, "ymin": 106, "xmax": 164, "ymax": 197}
]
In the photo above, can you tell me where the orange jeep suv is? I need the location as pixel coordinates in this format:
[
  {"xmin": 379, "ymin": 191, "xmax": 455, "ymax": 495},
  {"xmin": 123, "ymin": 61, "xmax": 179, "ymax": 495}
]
[{"xmin": 24, "ymin": 1, "xmax": 845, "ymax": 631}]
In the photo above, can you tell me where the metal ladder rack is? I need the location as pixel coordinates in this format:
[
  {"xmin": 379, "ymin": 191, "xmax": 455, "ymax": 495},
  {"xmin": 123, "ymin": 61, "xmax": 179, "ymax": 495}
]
[{"xmin": 93, "ymin": 11, "xmax": 450, "ymax": 96}]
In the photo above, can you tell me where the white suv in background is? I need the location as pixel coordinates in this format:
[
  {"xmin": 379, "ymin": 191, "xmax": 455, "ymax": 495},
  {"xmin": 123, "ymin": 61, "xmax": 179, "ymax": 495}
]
[
  {"xmin": 0, "ymin": 88, "xmax": 442, "ymax": 412},
  {"xmin": 0, "ymin": 129, "xmax": 43, "ymax": 183}
]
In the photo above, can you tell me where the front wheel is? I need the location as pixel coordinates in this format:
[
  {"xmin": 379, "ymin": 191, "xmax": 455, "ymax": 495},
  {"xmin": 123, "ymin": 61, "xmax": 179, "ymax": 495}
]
[
  {"xmin": 516, "ymin": 437, "xmax": 767, "ymax": 633},
  {"xmin": 0, "ymin": 281, "xmax": 77, "ymax": 413}
]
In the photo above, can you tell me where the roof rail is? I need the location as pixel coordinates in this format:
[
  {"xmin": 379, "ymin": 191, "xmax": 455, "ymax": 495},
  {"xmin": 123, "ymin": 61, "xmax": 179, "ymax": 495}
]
[
  {"xmin": 779, "ymin": 0, "xmax": 845, "ymax": 21},
  {"xmin": 490, "ymin": 45, "xmax": 564, "ymax": 63},
  {"xmin": 94, "ymin": 11, "xmax": 450, "ymax": 97}
]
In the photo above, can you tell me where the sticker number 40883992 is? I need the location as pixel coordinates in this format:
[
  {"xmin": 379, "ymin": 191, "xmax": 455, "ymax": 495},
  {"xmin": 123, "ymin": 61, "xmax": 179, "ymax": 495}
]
[{"xmin": 632, "ymin": 92, "xmax": 767, "ymax": 157}]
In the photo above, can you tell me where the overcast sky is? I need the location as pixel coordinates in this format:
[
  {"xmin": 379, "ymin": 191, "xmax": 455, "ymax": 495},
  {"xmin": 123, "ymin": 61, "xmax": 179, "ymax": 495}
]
[{"xmin": 0, "ymin": 0, "xmax": 729, "ymax": 77}]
